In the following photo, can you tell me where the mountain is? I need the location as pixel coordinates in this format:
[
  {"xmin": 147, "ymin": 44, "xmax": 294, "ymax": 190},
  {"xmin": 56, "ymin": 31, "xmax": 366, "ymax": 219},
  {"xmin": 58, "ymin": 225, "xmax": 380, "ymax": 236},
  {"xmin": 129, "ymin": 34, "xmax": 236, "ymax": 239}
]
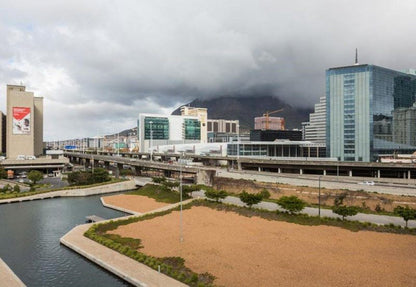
[{"xmin": 172, "ymin": 95, "xmax": 312, "ymax": 131}]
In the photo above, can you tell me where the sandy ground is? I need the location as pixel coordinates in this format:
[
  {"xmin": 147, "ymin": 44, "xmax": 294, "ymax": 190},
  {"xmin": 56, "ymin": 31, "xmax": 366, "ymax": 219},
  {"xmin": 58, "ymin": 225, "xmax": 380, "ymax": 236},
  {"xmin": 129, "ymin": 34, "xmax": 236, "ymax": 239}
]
[
  {"xmin": 102, "ymin": 194, "xmax": 169, "ymax": 213},
  {"xmin": 111, "ymin": 206, "xmax": 416, "ymax": 287}
]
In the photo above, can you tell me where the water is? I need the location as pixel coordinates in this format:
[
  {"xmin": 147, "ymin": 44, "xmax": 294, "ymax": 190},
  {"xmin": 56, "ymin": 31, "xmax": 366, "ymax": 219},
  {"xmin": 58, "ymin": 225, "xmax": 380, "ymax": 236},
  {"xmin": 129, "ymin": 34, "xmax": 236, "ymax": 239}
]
[{"xmin": 0, "ymin": 194, "xmax": 132, "ymax": 287}]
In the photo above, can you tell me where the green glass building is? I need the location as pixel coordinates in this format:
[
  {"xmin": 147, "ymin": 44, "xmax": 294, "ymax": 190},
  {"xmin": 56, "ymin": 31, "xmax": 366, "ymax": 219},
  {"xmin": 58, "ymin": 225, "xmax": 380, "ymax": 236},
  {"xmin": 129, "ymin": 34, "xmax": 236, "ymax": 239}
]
[{"xmin": 326, "ymin": 64, "xmax": 416, "ymax": 162}]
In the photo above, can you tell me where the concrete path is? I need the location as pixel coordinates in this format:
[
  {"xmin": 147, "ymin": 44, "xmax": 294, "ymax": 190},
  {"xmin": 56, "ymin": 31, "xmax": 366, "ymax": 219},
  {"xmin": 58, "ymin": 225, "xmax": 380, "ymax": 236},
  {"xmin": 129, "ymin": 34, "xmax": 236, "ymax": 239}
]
[
  {"xmin": 192, "ymin": 191, "xmax": 416, "ymax": 228},
  {"xmin": 61, "ymin": 199, "xmax": 193, "ymax": 287},
  {"xmin": 217, "ymin": 170, "xmax": 416, "ymax": 196},
  {"xmin": 0, "ymin": 258, "xmax": 25, "ymax": 287}
]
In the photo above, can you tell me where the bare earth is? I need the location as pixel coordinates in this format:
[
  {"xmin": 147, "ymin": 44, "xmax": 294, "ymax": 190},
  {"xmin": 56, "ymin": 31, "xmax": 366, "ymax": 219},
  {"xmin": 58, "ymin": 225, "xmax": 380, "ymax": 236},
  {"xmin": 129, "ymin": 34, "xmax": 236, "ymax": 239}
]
[
  {"xmin": 103, "ymin": 194, "xmax": 169, "ymax": 213},
  {"xmin": 111, "ymin": 206, "xmax": 416, "ymax": 287}
]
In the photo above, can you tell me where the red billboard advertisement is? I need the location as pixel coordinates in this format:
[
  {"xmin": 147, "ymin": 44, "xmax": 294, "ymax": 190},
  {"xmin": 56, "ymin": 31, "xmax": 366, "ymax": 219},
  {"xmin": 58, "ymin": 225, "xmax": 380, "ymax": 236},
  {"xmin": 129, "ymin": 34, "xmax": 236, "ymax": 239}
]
[{"xmin": 13, "ymin": 107, "xmax": 31, "ymax": 134}]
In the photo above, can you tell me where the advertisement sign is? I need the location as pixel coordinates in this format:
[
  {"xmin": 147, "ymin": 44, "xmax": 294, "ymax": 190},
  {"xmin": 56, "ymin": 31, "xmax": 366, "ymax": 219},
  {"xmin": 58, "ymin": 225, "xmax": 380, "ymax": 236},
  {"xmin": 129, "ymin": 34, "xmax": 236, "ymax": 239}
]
[{"xmin": 13, "ymin": 107, "xmax": 31, "ymax": 134}]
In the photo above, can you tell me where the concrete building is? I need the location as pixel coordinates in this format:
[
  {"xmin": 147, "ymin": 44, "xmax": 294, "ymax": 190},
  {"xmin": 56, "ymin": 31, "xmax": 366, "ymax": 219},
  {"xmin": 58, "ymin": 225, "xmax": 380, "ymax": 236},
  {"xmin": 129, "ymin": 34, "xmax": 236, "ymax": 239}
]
[
  {"xmin": 207, "ymin": 119, "xmax": 239, "ymax": 143},
  {"xmin": 250, "ymin": 130, "xmax": 302, "ymax": 141},
  {"xmin": 254, "ymin": 116, "xmax": 285, "ymax": 130},
  {"xmin": 138, "ymin": 113, "xmax": 201, "ymax": 152},
  {"xmin": 393, "ymin": 103, "xmax": 416, "ymax": 146},
  {"xmin": 180, "ymin": 106, "xmax": 208, "ymax": 143},
  {"xmin": 304, "ymin": 96, "xmax": 326, "ymax": 144},
  {"xmin": 6, "ymin": 85, "xmax": 43, "ymax": 159},
  {"xmin": 326, "ymin": 64, "xmax": 416, "ymax": 162}
]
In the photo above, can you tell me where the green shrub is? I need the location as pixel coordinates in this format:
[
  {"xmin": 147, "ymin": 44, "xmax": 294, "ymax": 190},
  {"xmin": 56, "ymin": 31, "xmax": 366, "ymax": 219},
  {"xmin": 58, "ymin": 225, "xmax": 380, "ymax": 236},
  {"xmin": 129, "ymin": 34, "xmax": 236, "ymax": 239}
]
[
  {"xmin": 276, "ymin": 196, "xmax": 306, "ymax": 214},
  {"xmin": 239, "ymin": 191, "xmax": 263, "ymax": 208},
  {"xmin": 332, "ymin": 205, "xmax": 358, "ymax": 220},
  {"xmin": 13, "ymin": 185, "xmax": 20, "ymax": 193},
  {"xmin": 28, "ymin": 170, "xmax": 44, "ymax": 184},
  {"xmin": 205, "ymin": 189, "xmax": 227, "ymax": 202},
  {"xmin": 259, "ymin": 188, "xmax": 271, "ymax": 199},
  {"xmin": 394, "ymin": 206, "xmax": 416, "ymax": 228},
  {"xmin": 152, "ymin": 176, "xmax": 167, "ymax": 183}
]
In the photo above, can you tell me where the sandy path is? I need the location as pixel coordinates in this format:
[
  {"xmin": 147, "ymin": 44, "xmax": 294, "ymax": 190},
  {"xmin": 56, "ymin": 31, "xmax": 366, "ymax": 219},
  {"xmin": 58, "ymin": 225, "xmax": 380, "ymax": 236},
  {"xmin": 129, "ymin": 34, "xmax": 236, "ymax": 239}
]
[
  {"xmin": 111, "ymin": 206, "xmax": 416, "ymax": 287},
  {"xmin": 102, "ymin": 194, "xmax": 169, "ymax": 213}
]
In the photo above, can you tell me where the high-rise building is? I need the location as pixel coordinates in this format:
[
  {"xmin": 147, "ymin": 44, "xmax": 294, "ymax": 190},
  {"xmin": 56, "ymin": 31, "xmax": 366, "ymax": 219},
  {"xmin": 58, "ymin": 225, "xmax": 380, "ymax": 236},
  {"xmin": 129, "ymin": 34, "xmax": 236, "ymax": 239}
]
[
  {"xmin": 6, "ymin": 85, "xmax": 43, "ymax": 159},
  {"xmin": 304, "ymin": 96, "xmax": 326, "ymax": 144},
  {"xmin": 180, "ymin": 106, "xmax": 207, "ymax": 143},
  {"xmin": 326, "ymin": 64, "xmax": 416, "ymax": 162},
  {"xmin": 138, "ymin": 113, "xmax": 201, "ymax": 152},
  {"xmin": 254, "ymin": 116, "xmax": 285, "ymax": 130},
  {"xmin": 393, "ymin": 103, "xmax": 416, "ymax": 146}
]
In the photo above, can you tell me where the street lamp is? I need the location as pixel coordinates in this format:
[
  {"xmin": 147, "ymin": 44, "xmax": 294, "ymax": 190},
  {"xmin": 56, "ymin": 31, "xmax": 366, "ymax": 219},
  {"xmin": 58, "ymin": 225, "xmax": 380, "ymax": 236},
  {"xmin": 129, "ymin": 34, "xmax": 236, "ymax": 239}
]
[
  {"xmin": 179, "ymin": 151, "xmax": 184, "ymax": 242},
  {"xmin": 318, "ymin": 175, "xmax": 321, "ymax": 218},
  {"xmin": 237, "ymin": 123, "xmax": 240, "ymax": 170},
  {"xmin": 150, "ymin": 123, "xmax": 154, "ymax": 160}
]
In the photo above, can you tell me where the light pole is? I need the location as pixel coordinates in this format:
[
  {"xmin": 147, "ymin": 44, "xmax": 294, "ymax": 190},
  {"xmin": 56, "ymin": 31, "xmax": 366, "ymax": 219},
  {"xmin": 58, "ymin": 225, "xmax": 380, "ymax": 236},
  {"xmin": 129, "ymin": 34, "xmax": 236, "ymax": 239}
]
[
  {"xmin": 117, "ymin": 132, "xmax": 120, "ymax": 156},
  {"xmin": 149, "ymin": 121, "xmax": 153, "ymax": 161},
  {"xmin": 179, "ymin": 151, "xmax": 184, "ymax": 242},
  {"xmin": 318, "ymin": 175, "xmax": 321, "ymax": 218},
  {"xmin": 237, "ymin": 123, "xmax": 240, "ymax": 170}
]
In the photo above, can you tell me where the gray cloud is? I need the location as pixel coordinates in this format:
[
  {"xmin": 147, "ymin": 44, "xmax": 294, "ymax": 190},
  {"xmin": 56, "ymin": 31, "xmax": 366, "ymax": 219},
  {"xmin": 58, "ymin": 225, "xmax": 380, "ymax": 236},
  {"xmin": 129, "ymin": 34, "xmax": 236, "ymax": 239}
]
[{"xmin": 0, "ymin": 0, "xmax": 415, "ymax": 139}]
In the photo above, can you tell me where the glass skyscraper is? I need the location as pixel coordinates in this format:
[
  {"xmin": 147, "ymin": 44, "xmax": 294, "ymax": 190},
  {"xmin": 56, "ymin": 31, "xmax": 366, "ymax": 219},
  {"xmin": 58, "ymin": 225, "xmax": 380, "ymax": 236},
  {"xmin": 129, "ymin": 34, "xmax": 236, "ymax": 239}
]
[{"xmin": 326, "ymin": 64, "xmax": 416, "ymax": 162}]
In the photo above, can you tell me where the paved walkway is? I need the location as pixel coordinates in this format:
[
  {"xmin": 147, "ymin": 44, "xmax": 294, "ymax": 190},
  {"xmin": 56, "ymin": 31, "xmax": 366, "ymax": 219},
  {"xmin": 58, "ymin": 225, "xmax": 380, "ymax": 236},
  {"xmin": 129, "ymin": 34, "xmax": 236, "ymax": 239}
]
[
  {"xmin": 0, "ymin": 258, "xmax": 25, "ymax": 287},
  {"xmin": 60, "ymin": 200, "xmax": 194, "ymax": 287},
  {"xmin": 192, "ymin": 191, "xmax": 416, "ymax": 228}
]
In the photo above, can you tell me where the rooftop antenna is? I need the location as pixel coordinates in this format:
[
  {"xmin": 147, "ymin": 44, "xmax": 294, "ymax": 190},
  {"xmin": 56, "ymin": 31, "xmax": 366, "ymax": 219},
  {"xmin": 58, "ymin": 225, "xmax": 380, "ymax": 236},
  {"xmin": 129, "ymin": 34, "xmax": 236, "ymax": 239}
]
[{"xmin": 354, "ymin": 48, "xmax": 358, "ymax": 65}]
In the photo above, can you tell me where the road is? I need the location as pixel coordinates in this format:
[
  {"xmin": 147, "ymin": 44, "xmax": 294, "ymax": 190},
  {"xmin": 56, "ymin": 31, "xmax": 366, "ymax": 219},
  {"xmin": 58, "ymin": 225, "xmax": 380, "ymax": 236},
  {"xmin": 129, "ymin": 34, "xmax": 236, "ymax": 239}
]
[
  {"xmin": 216, "ymin": 169, "xmax": 416, "ymax": 196},
  {"xmin": 191, "ymin": 191, "xmax": 416, "ymax": 228}
]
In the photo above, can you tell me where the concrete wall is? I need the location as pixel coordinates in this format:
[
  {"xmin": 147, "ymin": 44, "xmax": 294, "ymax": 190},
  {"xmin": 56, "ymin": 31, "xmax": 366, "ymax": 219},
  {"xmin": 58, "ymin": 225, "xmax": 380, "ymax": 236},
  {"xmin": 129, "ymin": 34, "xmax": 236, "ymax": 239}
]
[{"xmin": 34, "ymin": 97, "xmax": 44, "ymax": 156}]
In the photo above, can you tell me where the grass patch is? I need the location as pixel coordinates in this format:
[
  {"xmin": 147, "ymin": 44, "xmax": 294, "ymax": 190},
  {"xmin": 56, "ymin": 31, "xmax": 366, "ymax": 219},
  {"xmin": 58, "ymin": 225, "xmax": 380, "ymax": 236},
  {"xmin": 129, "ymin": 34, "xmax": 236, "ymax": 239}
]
[{"xmin": 127, "ymin": 184, "xmax": 190, "ymax": 203}]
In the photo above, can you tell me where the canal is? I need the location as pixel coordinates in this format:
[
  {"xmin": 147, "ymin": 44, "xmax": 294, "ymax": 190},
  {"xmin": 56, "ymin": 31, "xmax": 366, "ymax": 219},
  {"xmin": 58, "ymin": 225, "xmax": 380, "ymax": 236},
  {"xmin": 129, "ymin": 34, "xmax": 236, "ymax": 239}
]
[{"xmin": 0, "ymin": 194, "xmax": 132, "ymax": 286}]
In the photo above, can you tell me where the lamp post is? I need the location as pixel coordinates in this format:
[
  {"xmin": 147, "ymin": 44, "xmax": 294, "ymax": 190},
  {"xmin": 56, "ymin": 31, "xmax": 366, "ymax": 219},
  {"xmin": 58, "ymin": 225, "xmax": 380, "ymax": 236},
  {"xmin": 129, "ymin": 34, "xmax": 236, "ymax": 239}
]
[
  {"xmin": 318, "ymin": 175, "xmax": 321, "ymax": 218},
  {"xmin": 149, "ymin": 121, "xmax": 153, "ymax": 161},
  {"xmin": 237, "ymin": 123, "xmax": 240, "ymax": 170},
  {"xmin": 179, "ymin": 151, "xmax": 184, "ymax": 242}
]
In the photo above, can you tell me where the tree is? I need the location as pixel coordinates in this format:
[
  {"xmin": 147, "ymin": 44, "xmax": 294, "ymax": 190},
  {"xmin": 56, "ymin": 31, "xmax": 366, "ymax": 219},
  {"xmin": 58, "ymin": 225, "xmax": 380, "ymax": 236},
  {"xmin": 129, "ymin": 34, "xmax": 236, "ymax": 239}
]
[
  {"xmin": 276, "ymin": 196, "xmax": 306, "ymax": 214},
  {"xmin": 92, "ymin": 168, "xmax": 110, "ymax": 183},
  {"xmin": 394, "ymin": 206, "xmax": 416, "ymax": 228},
  {"xmin": 205, "ymin": 189, "xmax": 228, "ymax": 202},
  {"xmin": 0, "ymin": 167, "xmax": 7, "ymax": 179},
  {"xmin": 239, "ymin": 191, "xmax": 263, "ymax": 208},
  {"xmin": 28, "ymin": 170, "xmax": 43, "ymax": 185},
  {"xmin": 13, "ymin": 184, "xmax": 20, "ymax": 193},
  {"xmin": 332, "ymin": 205, "xmax": 358, "ymax": 220}
]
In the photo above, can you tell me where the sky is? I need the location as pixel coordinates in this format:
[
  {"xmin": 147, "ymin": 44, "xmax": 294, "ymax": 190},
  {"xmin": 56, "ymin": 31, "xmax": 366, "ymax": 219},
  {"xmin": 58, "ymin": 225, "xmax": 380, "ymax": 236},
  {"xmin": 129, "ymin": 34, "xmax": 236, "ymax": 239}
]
[{"xmin": 0, "ymin": 0, "xmax": 415, "ymax": 140}]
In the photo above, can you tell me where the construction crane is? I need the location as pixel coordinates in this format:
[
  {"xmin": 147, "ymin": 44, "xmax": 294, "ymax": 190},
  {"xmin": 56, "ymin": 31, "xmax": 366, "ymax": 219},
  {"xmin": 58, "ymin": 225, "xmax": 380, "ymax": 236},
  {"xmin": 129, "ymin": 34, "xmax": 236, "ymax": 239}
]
[{"xmin": 263, "ymin": 108, "xmax": 284, "ymax": 130}]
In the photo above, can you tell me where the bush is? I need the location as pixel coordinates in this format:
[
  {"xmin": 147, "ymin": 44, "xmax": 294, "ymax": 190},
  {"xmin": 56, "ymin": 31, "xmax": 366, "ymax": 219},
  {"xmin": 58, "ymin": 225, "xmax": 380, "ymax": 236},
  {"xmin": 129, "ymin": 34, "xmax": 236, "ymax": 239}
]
[
  {"xmin": 67, "ymin": 168, "xmax": 110, "ymax": 186},
  {"xmin": 152, "ymin": 176, "xmax": 167, "ymax": 184},
  {"xmin": 239, "ymin": 191, "xmax": 263, "ymax": 208},
  {"xmin": 205, "ymin": 189, "xmax": 227, "ymax": 202},
  {"xmin": 259, "ymin": 188, "xmax": 271, "ymax": 199},
  {"xmin": 0, "ymin": 168, "xmax": 7, "ymax": 179},
  {"xmin": 276, "ymin": 196, "xmax": 306, "ymax": 214},
  {"xmin": 13, "ymin": 185, "xmax": 20, "ymax": 193},
  {"xmin": 332, "ymin": 205, "xmax": 358, "ymax": 220}
]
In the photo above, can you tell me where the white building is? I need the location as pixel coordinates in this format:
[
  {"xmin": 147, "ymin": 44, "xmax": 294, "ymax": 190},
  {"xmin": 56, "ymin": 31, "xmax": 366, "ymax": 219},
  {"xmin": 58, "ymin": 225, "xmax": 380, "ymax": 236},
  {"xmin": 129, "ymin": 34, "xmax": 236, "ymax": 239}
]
[
  {"xmin": 138, "ymin": 113, "xmax": 202, "ymax": 152},
  {"xmin": 304, "ymin": 96, "xmax": 326, "ymax": 144},
  {"xmin": 180, "ymin": 106, "xmax": 208, "ymax": 143}
]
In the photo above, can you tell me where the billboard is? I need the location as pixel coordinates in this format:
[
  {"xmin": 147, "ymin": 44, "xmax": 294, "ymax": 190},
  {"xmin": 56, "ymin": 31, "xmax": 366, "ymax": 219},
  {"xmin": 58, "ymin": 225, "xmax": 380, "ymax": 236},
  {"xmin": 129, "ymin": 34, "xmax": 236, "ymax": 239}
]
[{"xmin": 13, "ymin": 107, "xmax": 31, "ymax": 135}]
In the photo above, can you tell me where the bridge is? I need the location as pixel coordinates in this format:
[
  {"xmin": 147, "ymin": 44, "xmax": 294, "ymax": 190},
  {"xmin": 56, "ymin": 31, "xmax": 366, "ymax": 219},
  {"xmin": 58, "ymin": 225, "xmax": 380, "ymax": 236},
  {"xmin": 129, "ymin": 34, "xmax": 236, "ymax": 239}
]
[{"xmin": 65, "ymin": 150, "xmax": 416, "ymax": 181}]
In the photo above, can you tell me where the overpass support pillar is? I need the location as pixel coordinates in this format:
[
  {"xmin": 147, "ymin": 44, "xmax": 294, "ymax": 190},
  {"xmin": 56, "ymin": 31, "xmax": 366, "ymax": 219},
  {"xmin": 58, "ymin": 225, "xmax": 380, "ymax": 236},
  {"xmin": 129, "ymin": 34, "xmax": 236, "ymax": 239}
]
[
  {"xmin": 85, "ymin": 158, "xmax": 90, "ymax": 168},
  {"xmin": 115, "ymin": 163, "xmax": 123, "ymax": 179},
  {"xmin": 349, "ymin": 170, "xmax": 352, "ymax": 177},
  {"xmin": 377, "ymin": 170, "xmax": 381, "ymax": 178},
  {"xmin": 408, "ymin": 170, "xmax": 411, "ymax": 179},
  {"xmin": 237, "ymin": 161, "xmax": 241, "ymax": 171},
  {"xmin": 196, "ymin": 170, "xmax": 216, "ymax": 186},
  {"xmin": 258, "ymin": 167, "xmax": 261, "ymax": 172},
  {"xmin": 104, "ymin": 161, "xmax": 110, "ymax": 169},
  {"xmin": 278, "ymin": 168, "xmax": 281, "ymax": 174},
  {"xmin": 164, "ymin": 170, "xmax": 172, "ymax": 178},
  {"xmin": 300, "ymin": 169, "xmax": 303, "ymax": 175},
  {"xmin": 323, "ymin": 170, "xmax": 326, "ymax": 176}
]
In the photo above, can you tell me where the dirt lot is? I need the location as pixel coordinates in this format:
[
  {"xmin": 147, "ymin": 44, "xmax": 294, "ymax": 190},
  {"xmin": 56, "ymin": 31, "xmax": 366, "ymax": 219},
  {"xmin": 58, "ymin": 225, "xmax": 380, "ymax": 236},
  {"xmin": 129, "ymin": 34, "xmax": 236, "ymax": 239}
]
[
  {"xmin": 214, "ymin": 177, "xmax": 416, "ymax": 212},
  {"xmin": 102, "ymin": 194, "xmax": 169, "ymax": 213},
  {"xmin": 110, "ymin": 205, "xmax": 416, "ymax": 287}
]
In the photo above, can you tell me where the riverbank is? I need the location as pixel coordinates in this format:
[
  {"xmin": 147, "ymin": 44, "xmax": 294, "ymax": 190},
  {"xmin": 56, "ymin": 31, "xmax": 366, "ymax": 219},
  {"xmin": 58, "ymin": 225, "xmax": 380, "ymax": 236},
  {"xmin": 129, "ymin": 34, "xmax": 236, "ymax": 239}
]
[
  {"xmin": 0, "ymin": 179, "xmax": 136, "ymax": 204},
  {"xmin": 60, "ymin": 199, "xmax": 193, "ymax": 287},
  {"xmin": 0, "ymin": 258, "xmax": 26, "ymax": 287}
]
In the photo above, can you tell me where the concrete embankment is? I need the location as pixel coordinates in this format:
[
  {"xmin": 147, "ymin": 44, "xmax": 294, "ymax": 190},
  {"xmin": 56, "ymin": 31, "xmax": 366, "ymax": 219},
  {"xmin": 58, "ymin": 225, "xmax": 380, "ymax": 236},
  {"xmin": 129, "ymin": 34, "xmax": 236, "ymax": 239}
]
[
  {"xmin": 0, "ymin": 258, "xmax": 26, "ymax": 287},
  {"xmin": 60, "ymin": 200, "xmax": 193, "ymax": 287},
  {"xmin": 0, "ymin": 179, "xmax": 137, "ymax": 204}
]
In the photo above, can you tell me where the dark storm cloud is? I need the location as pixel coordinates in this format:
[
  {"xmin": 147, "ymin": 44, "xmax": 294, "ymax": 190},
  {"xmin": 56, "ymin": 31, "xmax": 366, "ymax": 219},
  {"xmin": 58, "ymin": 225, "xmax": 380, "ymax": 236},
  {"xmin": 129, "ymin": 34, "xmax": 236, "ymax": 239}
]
[{"xmin": 0, "ymin": 0, "xmax": 415, "ymax": 139}]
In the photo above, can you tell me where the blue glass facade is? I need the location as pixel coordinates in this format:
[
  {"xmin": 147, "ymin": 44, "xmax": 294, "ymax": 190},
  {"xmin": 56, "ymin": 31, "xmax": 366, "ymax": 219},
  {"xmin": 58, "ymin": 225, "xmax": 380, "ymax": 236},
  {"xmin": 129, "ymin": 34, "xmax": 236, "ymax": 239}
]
[{"xmin": 326, "ymin": 64, "xmax": 416, "ymax": 162}]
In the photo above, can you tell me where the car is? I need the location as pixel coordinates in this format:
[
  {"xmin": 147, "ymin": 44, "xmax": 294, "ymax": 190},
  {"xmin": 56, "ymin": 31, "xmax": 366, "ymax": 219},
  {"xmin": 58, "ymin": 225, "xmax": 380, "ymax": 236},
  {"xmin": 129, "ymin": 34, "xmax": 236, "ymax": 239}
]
[{"xmin": 359, "ymin": 181, "xmax": 375, "ymax": 186}]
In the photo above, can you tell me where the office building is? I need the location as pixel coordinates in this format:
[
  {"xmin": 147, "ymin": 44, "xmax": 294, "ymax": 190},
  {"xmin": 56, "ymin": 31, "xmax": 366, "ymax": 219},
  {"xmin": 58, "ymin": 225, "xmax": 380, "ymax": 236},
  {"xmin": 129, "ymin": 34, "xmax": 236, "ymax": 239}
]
[
  {"xmin": 180, "ymin": 106, "xmax": 208, "ymax": 143},
  {"xmin": 326, "ymin": 64, "xmax": 416, "ymax": 162},
  {"xmin": 393, "ymin": 103, "xmax": 416, "ymax": 146},
  {"xmin": 254, "ymin": 116, "xmax": 285, "ymax": 130},
  {"xmin": 304, "ymin": 96, "xmax": 326, "ymax": 144},
  {"xmin": 207, "ymin": 119, "xmax": 239, "ymax": 142},
  {"xmin": 6, "ymin": 85, "xmax": 43, "ymax": 159},
  {"xmin": 138, "ymin": 113, "xmax": 201, "ymax": 152}
]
